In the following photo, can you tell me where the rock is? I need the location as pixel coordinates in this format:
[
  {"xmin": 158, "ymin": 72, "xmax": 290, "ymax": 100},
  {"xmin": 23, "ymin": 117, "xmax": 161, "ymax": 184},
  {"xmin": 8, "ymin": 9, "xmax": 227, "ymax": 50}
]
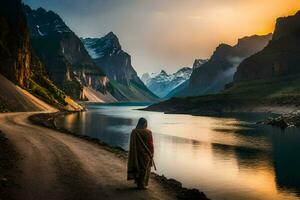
[
  {"xmin": 267, "ymin": 118, "xmax": 289, "ymax": 129},
  {"xmin": 0, "ymin": 178, "xmax": 8, "ymax": 186},
  {"xmin": 234, "ymin": 11, "xmax": 300, "ymax": 82}
]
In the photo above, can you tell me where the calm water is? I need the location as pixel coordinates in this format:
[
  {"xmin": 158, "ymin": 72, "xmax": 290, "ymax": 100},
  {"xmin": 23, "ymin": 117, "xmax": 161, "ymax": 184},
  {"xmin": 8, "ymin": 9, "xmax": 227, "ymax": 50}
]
[{"xmin": 56, "ymin": 103, "xmax": 300, "ymax": 200}]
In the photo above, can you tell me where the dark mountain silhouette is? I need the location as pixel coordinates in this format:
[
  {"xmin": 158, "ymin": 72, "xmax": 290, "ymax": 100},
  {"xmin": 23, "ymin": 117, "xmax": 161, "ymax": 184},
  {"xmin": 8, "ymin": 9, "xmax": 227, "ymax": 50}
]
[
  {"xmin": 234, "ymin": 11, "xmax": 300, "ymax": 82},
  {"xmin": 181, "ymin": 34, "xmax": 272, "ymax": 97}
]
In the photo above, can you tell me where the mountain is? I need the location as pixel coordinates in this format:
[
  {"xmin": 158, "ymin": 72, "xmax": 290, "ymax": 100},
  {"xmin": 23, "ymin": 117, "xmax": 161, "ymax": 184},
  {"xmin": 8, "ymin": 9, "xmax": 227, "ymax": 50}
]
[
  {"xmin": 82, "ymin": 33, "xmax": 158, "ymax": 101},
  {"xmin": 141, "ymin": 67, "xmax": 192, "ymax": 98},
  {"xmin": 0, "ymin": 0, "xmax": 82, "ymax": 111},
  {"xmin": 23, "ymin": 6, "xmax": 112, "ymax": 101},
  {"xmin": 234, "ymin": 11, "xmax": 300, "ymax": 82},
  {"xmin": 192, "ymin": 59, "xmax": 209, "ymax": 70},
  {"xmin": 180, "ymin": 34, "xmax": 272, "ymax": 97},
  {"xmin": 164, "ymin": 80, "xmax": 190, "ymax": 99},
  {"xmin": 145, "ymin": 11, "xmax": 300, "ymax": 115}
]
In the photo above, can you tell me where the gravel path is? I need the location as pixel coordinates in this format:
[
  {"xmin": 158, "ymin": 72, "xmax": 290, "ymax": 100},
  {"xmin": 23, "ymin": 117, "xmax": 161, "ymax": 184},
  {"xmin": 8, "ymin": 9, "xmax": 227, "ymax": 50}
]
[{"xmin": 0, "ymin": 112, "xmax": 175, "ymax": 200}]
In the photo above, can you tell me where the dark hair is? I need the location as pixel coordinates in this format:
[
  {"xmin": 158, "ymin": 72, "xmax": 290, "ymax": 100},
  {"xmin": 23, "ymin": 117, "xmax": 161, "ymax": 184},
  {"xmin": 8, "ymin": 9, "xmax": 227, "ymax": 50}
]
[{"xmin": 136, "ymin": 118, "xmax": 147, "ymax": 129}]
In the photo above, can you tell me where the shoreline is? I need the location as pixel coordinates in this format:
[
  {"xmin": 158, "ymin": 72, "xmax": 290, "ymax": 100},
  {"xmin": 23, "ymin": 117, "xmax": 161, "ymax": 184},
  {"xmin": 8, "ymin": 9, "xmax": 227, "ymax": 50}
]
[
  {"xmin": 28, "ymin": 112, "xmax": 210, "ymax": 200},
  {"xmin": 142, "ymin": 100, "xmax": 300, "ymax": 129}
]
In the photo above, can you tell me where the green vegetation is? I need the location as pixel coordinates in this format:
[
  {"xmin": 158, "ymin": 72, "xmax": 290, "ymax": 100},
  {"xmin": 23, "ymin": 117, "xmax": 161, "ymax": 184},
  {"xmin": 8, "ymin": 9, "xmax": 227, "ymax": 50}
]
[
  {"xmin": 178, "ymin": 74, "xmax": 300, "ymax": 102},
  {"xmin": 147, "ymin": 75, "xmax": 300, "ymax": 114},
  {"xmin": 27, "ymin": 76, "xmax": 67, "ymax": 107}
]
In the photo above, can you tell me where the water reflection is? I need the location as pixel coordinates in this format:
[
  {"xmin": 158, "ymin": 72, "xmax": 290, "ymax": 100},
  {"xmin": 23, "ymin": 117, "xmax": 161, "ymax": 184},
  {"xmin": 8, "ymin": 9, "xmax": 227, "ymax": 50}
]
[
  {"xmin": 272, "ymin": 127, "xmax": 300, "ymax": 197},
  {"xmin": 55, "ymin": 104, "xmax": 300, "ymax": 200}
]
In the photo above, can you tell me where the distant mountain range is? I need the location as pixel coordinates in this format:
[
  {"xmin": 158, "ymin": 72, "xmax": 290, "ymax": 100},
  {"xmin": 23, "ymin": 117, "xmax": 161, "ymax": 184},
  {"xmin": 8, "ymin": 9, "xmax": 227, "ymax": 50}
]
[
  {"xmin": 178, "ymin": 34, "xmax": 272, "ymax": 97},
  {"xmin": 145, "ymin": 10, "xmax": 300, "ymax": 115},
  {"xmin": 141, "ymin": 67, "xmax": 192, "ymax": 98},
  {"xmin": 82, "ymin": 33, "xmax": 158, "ymax": 102}
]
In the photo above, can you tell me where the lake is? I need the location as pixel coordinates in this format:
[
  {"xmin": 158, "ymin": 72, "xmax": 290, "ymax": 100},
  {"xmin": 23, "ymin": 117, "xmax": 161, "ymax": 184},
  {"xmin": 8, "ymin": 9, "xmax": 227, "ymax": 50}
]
[{"xmin": 55, "ymin": 103, "xmax": 300, "ymax": 200}]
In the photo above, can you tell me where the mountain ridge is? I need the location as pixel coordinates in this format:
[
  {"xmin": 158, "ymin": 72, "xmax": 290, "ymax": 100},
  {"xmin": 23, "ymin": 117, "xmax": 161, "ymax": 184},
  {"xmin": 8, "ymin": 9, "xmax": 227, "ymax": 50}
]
[
  {"xmin": 180, "ymin": 33, "xmax": 272, "ymax": 97},
  {"xmin": 141, "ymin": 67, "xmax": 192, "ymax": 98},
  {"xmin": 24, "ymin": 5, "xmax": 112, "ymax": 101},
  {"xmin": 82, "ymin": 33, "xmax": 158, "ymax": 102}
]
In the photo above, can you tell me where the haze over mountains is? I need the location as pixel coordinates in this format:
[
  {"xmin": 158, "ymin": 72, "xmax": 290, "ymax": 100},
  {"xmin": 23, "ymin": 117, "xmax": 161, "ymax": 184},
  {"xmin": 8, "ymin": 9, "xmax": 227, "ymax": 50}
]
[
  {"xmin": 178, "ymin": 34, "xmax": 272, "ymax": 97},
  {"xmin": 146, "ymin": 10, "xmax": 300, "ymax": 114}
]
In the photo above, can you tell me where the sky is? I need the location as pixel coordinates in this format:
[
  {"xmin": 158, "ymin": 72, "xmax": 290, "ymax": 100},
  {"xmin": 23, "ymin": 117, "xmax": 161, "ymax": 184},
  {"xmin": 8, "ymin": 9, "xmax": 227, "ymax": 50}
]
[{"xmin": 24, "ymin": 0, "xmax": 300, "ymax": 75}]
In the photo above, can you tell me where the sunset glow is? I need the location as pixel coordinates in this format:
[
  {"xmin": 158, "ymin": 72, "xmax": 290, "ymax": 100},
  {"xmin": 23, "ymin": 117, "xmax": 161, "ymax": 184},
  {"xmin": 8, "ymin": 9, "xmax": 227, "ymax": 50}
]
[{"xmin": 25, "ymin": 0, "xmax": 300, "ymax": 73}]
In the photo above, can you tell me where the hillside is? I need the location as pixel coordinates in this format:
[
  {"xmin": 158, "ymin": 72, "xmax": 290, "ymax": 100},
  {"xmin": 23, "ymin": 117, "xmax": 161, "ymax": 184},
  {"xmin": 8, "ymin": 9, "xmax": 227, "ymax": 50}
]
[
  {"xmin": 145, "ymin": 74, "xmax": 300, "ymax": 115},
  {"xmin": 0, "ymin": 0, "xmax": 82, "ymax": 111},
  {"xmin": 0, "ymin": 74, "xmax": 56, "ymax": 112}
]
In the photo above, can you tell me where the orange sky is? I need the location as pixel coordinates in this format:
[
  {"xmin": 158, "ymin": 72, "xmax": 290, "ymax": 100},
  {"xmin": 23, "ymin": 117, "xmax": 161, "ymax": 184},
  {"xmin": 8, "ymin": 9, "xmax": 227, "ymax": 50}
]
[{"xmin": 25, "ymin": 0, "xmax": 300, "ymax": 74}]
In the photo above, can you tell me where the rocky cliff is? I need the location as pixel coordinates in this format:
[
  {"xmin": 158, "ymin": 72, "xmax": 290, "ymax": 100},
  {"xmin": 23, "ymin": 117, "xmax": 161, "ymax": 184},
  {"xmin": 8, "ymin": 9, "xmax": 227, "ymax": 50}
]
[
  {"xmin": 24, "ymin": 6, "xmax": 111, "ymax": 100},
  {"xmin": 0, "ymin": 0, "xmax": 81, "ymax": 111},
  {"xmin": 0, "ymin": 0, "xmax": 31, "ymax": 87},
  {"xmin": 82, "ymin": 33, "xmax": 158, "ymax": 101},
  {"xmin": 182, "ymin": 34, "xmax": 272, "ymax": 97},
  {"xmin": 234, "ymin": 11, "xmax": 300, "ymax": 82}
]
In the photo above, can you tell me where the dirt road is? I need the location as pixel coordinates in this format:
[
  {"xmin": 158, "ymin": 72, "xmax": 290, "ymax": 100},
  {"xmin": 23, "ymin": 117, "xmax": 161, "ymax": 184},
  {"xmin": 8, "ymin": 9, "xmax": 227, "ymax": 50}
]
[{"xmin": 0, "ymin": 112, "xmax": 175, "ymax": 200}]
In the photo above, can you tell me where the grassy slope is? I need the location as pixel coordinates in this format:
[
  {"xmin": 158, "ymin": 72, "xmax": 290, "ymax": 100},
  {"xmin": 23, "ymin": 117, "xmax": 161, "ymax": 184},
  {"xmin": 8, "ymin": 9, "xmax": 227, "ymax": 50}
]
[{"xmin": 146, "ymin": 75, "xmax": 300, "ymax": 114}]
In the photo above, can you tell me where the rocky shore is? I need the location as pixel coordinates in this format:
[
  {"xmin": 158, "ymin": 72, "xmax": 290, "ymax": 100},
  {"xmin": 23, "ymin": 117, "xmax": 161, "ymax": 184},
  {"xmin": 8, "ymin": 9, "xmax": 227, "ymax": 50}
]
[
  {"xmin": 29, "ymin": 112, "xmax": 210, "ymax": 200},
  {"xmin": 261, "ymin": 109, "xmax": 300, "ymax": 129}
]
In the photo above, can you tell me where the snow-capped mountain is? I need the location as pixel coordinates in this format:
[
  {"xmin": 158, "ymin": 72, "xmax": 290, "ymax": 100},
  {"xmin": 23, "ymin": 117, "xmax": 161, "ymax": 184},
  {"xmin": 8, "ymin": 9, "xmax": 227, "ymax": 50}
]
[
  {"xmin": 82, "ymin": 32, "xmax": 158, "ymax": 101},
  {"xmin": 142, "ymin": 67, "xmax": 192, "ymax": 98},
  {"xmin": 82, "ymin": 32, "xmax": 121, "ymax": 60}
]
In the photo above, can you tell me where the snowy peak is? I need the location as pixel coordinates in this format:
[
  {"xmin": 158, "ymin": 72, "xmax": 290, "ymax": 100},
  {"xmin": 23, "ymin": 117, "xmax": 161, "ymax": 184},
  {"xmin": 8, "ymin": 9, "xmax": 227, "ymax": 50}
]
[
  {"xmin": 193, "ymin": 59, "xmax": 208, "ymax": 69},
  {"xmin": 23, "ymin": 5, "xmax": 71, "ymax": 37},
  {"xmin": 81, "ymin": 32, "xmax": 122, "ymax": 59},
  {"xmin": 142, "ymin": 67, "xmax": 192, "ymax": 98}
]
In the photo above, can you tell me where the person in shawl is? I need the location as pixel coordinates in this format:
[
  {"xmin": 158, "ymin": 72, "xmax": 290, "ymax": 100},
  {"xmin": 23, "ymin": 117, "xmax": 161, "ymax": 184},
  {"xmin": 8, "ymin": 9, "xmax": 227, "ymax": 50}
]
[{"xmin": 127, "ymin": 118, "xmax": 155, "ymax": 189}]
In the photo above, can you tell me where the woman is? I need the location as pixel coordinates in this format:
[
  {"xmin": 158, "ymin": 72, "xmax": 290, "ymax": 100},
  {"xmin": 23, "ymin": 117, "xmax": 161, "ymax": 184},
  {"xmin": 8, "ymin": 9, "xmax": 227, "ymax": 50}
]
[{"xmin": 127, "ymin": 118, "xmax": 154, "ymax": 189}]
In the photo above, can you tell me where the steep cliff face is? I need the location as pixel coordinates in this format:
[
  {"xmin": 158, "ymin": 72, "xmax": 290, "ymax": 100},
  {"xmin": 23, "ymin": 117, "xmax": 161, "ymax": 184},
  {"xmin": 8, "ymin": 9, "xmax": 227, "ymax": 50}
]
[
  {"xmin": 182, "ymin": 34, "xmax": 272, "ymax": 97},
  {"xmin": 234, "ymin": 11, "xmax": 300, "ymax": 82},
  {"xmin": 82, "ymin": 33, "xmax": 158, "ymax": 101},
  {"xmin": 0, "ymin": 0, "xmax": 82, "ymax": 111},
  {"xmin": 0, "ymin": 0, "xmax": 31, "ymax": 87},
  {"xmin": 24, "ymin": 6, "xmax": 110, "ymax": 100}
]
